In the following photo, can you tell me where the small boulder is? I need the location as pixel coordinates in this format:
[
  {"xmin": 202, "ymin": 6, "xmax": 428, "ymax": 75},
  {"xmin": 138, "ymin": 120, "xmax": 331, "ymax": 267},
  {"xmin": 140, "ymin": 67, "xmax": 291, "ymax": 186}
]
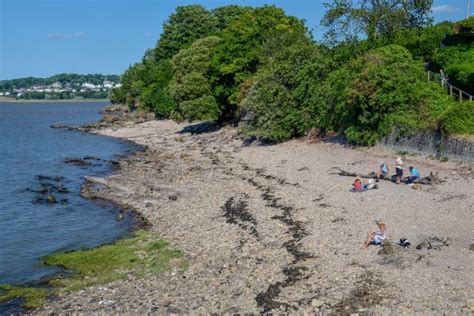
[
  {"xmin": 115, "ymin": 213, "xmax": 125, "ymax": 221},
  {"xmin": 311, "ymin": 299, "xmax": 324, "ymax": 308}
]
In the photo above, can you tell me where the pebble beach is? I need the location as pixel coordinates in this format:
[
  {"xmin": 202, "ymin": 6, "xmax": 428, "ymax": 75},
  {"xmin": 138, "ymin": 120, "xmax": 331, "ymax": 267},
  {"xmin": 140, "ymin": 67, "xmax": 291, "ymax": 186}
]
[{"xmin": 39, "ymin": 115, "xmax": 474, "ymax": 314}]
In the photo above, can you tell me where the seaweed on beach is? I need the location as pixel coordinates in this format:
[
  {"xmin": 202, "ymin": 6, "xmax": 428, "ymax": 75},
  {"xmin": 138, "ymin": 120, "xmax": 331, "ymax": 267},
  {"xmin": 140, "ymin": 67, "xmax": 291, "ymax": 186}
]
[{"xmin": 222, "ymin": 197, "xmax": 259, "ymax": 238}]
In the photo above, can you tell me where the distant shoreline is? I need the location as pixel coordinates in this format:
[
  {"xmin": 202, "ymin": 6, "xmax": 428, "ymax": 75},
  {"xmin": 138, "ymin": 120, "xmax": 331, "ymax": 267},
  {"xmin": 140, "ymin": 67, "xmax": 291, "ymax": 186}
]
[{"xmin": 0, "ymin": 97, "xmax": 110, "ymax": 103}]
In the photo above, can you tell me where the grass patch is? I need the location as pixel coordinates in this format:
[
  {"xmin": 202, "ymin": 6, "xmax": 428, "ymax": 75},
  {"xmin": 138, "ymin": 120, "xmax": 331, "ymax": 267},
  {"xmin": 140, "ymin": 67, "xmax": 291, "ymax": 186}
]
[
  {"xmin": 1, "ymin": 230, "xmax": 185, "ymax": 308},
  {"xmin": 0, "ymin": 285, "xmax": 48, "ymax": 309}
]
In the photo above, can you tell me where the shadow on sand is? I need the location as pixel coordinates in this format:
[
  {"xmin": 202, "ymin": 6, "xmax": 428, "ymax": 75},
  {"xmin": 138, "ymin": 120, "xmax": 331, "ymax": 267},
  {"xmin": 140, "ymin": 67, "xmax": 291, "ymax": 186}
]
[{"xmin": 177, "ymin": 121, "xmax": 222, "ymax": 135}]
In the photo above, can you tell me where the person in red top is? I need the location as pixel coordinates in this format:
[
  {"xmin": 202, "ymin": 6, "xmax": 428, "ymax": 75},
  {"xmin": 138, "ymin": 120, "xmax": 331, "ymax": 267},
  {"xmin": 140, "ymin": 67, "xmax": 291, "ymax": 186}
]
[{"xmin": 353, "ymin": 176, "xmax": 363, "ymax": 192}]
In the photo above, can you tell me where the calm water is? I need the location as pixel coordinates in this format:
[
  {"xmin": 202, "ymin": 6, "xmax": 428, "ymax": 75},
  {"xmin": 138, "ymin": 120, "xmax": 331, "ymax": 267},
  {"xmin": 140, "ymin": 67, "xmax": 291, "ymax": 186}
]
[{"xmin": 0, "ymin": 102, "xmax": 138, "ymax": 288}]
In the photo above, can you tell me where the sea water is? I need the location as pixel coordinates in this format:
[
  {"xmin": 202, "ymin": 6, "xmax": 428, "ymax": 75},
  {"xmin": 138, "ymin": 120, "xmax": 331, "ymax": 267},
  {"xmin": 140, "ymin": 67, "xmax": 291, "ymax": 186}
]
[{"xmin": 0, "ymin": 102, "xmax": 138, "ymax": 289}]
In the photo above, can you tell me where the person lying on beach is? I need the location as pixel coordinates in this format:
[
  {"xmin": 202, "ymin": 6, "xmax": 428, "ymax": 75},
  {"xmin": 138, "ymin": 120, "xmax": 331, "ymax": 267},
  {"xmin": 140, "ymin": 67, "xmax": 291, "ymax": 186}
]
[
  {"xmin": 353, "ymin": 176, "xmax": 363, "ymax": 192},
  {"xmin": 376, "ymin": 162, "xmax": 389, "ymax": 180},
  {"xmin": 364, "ymin": 220, "xmax": 386, "ymax": 249},
  {"xmin": 364, "ymin": 178, "xmax": 378, "ymax": 190},
  {"xmin": 406, "ymin": 166, "xmax": 420, "ymax": 184},
  {"xmin": 352, "ymin": 177, "xmax": 378, "ymax": 192}
]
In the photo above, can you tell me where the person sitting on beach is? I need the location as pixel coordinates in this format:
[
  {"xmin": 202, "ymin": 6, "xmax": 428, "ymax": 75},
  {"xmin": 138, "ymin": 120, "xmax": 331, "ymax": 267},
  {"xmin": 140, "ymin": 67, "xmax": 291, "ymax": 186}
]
[
  {"xmin": 376, "ymin": 162, "xmax": 389, "ymax": 180},
  {"xmin": 353, "ymin": 176, "xmax": 363, "ymax": 192},
  {"xmin": 395, "ymin": 157, "xmax": 404, "ymax": 184},
  {"xmin": 407, "ymin": 166, "xmax": 420, "ymax": 184},
  {"xmin": 364, "ymin": 220, "xmax": 386, "ymax": 249},
  {"xmin": 364, "ymin": 178, "xmax": 378, "ymax": 190}
]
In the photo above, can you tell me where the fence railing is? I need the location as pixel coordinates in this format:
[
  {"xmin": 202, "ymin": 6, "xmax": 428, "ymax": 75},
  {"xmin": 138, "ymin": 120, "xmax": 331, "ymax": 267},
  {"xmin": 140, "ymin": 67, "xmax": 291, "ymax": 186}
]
[{"xmin": 427, "ymin": 71, "xmax": 473, "ymax": 102}]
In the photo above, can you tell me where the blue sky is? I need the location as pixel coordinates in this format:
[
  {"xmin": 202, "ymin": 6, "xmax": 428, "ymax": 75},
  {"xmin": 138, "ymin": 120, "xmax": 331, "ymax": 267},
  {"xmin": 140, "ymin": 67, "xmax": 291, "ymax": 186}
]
[{"xmin": 0, "ymin": 0, "xmax": 469, "ymax": 80}]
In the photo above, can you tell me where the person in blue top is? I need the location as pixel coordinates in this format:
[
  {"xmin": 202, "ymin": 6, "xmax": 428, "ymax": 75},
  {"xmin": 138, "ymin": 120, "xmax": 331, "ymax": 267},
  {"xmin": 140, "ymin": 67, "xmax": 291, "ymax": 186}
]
[
  {"xmin": 376, "ymin": 162, "xmax": 389, "ymax": 179},
  {"xmin": 407, "ymin": 166, "xmax": 420, "ymax": 184}
]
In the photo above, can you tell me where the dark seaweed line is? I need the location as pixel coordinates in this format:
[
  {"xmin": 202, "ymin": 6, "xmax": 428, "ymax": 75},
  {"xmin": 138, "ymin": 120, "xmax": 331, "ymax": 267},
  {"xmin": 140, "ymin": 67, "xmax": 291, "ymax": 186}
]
[
  {"xmin": 237, "ymin": 165, "xmax": 314, "ymax": 313},
  {"xmin": 222, "ymin": 196, "xmax": 260, "ymax": 239}
]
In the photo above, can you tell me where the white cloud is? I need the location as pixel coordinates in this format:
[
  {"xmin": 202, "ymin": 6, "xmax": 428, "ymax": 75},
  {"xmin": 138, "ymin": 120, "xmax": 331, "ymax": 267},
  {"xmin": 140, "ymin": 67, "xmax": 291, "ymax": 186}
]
[
  {"xmin": 144, "ymin": 32, "xmax": 152, "ymax": 37},
  {"xmin": 431, "ymin": 4, "xmax": 458, "ymax": 14},
  {"xmin": 47, "ymin": 32, "xmax": 85, "ymax": 40}
]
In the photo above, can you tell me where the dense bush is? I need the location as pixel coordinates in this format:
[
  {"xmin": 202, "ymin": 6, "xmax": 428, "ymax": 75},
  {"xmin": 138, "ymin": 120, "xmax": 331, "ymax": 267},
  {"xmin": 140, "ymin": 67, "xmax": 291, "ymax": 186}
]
[
  {"xmin": 441, "ymin": 102, "xmax": 474, "ymax": 135},
  {"xmin": 240, "ymin": 31, "xmax": 326, "ymax": 141},
  {"xmin": 317, "ymin": 45, "xmax": 456, "ymax": 145},
  {"xmin": 390, "ymin": 22, "xmax": 453, "ymax": 61},
  {"xmin": 454, "ymin": 16, "xmax": 474, "ymax": 34},
  {"xmin": 434, "ymin": 45, "xmax": 474, "ymax": 94}
]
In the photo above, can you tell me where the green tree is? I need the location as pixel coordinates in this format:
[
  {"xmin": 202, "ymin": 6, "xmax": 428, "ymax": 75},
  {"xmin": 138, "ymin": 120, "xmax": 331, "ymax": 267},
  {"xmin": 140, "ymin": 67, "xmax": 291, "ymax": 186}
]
[
  {"xmin": 170, "ymin": 36, "xmax": 222, "ymax": 121},
  {"xmin": 240, "ymin": 31, "xmax": 326, "ymax": 141},
  {"xmin": 154, "ymin": 5, "xmax": 217, "ymax": 60},
  {"xmin": 212, "ymin": 5, "xmax": 252, "ymax": 30},
  {"xmin": 211, "ymin": 5, "xmax": 307, "ymax": 121},
  {"xmin": 322, "ymin": 0, "xmax": 433, "ymax": 43}
]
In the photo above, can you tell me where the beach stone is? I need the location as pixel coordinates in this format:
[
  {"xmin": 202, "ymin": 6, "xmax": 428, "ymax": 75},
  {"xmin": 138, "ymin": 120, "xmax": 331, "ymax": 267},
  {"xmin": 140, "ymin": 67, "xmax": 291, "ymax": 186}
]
[
  {"xmin": 311, "ymin": 299, "xmax": 324, "ymax": 308},
  {"xmin": 46, "ymin": 195, "xmax": 57, "ymax": 204},
  {"xmin": 115, "ymin": 214, "xmax": 125, "ymax": 221},
  {"xmin": 64, "ymin": 158, "xmax": 91, "ymax": 166},
  {"xmin": 469, "ymin": 244, "xmax": 474, "ymax": 251},
  {"xmin": 465, "ymin": 299, "xmax": 474, "ymax": 312}
]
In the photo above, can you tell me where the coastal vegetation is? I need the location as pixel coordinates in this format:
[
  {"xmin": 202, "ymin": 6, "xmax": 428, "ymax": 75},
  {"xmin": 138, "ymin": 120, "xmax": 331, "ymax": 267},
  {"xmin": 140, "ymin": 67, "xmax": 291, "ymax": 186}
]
[
  {"xmin": 112, "ymin": 2, "xmax": 473, "ymax": 145},
  {"xmin": 0, "ymin": 230, "xmax": 185, "ymax": 308}
]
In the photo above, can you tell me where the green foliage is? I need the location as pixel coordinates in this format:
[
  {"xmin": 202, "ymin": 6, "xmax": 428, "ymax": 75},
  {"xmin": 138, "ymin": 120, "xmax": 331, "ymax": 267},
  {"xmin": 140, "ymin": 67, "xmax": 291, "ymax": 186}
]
[
  {"xmin": 322, "ymin": 0, "xmax": 433, "ymax": 43},
  {"xmin": 154, "ymin": 5, "xmax": 217, "ymax": 60},
  {"xmin": 212, "ymin": 5, "xmax": 252, "ymax": 30},
  {"xmin": 113, "ymin": 3, "xmax": 472, "ymax": 143},
  {"xmin": 179, "ymin": 96, "xmax": 221, "ymax": 122},
  {"xmin": 317, "ymin": 45, "xmax": 456, "ymax": 145},
  {"xmin": 433, "ymin": 44, "xmax": 474, "ymax": 94},
  {"xmin": 240, "ymin": 31, "xmax": 326, "ymax": 141},
  {"xmin": 43, "ymin": 230, "xmax": 185, "ymax": 292},
  {"xmin": 441, "ymin": 102, "xmax": 474, "ymax": 135},
  {"xmin": 455, "ymin": 16, "xmax": 474, "ymax": 33},
  {"xmin": 170, "ymin": 36, "xmax": 222, "ymax": 121},
  {"xmin": 391, "ymin": 22, "xmax": 453, "ymax": 61},
  {"xmin": 0, "ymin": 231, "xmax": 185, "ymax": 309},
  {"xmin": 0, "ymin": 285, "xmax": 48, "ymax": 309},
  {"xmin": 211, "ymin": 5, "xmax": 307, "ymax": 121}
]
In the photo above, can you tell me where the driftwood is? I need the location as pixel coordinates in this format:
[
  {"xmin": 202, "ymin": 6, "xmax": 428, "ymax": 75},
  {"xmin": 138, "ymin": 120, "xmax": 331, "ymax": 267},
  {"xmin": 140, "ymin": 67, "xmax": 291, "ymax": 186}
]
[{"xmin": 330, "ymin": 167, "xmax": 445, "ymax": 185}]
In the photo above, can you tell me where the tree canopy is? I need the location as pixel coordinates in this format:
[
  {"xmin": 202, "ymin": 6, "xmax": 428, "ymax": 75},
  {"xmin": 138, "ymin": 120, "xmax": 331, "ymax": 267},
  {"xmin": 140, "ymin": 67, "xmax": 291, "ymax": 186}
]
[
  {"xmin": 322, "ymin": 0, "xmax": 433, "ymax": 43},
  {"xmin": 111, "ymin": 3, "xmax": 473, "ymax": 145}
]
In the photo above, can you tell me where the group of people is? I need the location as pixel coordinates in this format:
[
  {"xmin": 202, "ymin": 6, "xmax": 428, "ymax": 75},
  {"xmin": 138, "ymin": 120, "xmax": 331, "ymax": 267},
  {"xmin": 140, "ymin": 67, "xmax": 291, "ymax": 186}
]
[
  {"xmin": 348, "ymin": 157, "xmax": 423, "ymax": 247},
  {"xmin": 353, "ymin": 156, "xmax": 420, "ymax": 191},
  {"xmin": 385, "ymin": 156, "xmax": 420, "ymax": 185}
]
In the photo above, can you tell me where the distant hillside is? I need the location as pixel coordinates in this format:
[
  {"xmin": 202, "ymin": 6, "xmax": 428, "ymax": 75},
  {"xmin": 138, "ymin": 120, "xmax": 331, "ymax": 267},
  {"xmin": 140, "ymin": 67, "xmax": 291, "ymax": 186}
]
[{"xmin": 0, "ymin": 73, "xmax": 121, "ymax": 100}]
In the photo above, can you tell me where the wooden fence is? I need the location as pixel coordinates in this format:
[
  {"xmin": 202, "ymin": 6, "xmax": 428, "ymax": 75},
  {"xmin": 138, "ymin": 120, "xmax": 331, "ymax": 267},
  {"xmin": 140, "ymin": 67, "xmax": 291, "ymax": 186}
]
[{"xmin": 427, "ymin": 71, "xmax": 473, "ymax": 102}]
